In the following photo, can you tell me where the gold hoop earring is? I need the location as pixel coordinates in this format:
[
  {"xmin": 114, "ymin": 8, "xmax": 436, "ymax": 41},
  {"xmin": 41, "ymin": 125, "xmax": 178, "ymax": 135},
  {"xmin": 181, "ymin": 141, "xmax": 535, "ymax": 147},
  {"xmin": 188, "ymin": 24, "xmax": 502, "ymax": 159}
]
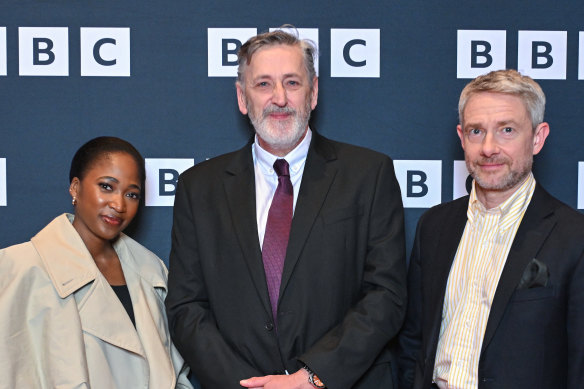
[{"xmin": 72, "ymin": 197, "xmax": 77, "ymax": 206}]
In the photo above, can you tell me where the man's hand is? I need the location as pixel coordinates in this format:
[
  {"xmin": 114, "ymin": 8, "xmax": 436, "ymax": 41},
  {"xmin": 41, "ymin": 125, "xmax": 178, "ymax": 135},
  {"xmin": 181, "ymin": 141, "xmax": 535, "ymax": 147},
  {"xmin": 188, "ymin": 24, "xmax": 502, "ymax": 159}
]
[{"xmin": 240, "ymin": 368, "xmax": 313, "ymax": 389}]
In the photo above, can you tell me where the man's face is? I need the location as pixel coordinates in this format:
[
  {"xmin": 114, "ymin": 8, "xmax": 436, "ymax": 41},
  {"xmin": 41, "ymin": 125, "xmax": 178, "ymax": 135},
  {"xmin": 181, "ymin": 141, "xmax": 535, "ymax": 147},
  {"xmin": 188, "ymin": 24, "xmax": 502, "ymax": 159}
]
[
  {"xmin": 457, "ymin": 92, "xmax": 549, "ymax": 200},
  {"xmin": 236, "ymin": 44, "xmax": 318, "ymax": 156}
]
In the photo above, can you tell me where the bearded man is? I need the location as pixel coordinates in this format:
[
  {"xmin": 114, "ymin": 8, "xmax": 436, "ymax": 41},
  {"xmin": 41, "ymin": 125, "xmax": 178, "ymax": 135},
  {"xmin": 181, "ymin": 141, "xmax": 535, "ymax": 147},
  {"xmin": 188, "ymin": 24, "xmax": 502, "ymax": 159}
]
[
  {"xmin": 166, "ymin": 29, "xmax": 407, "ymax": 389},
  {"xmin": 398, "ymin": 69, "xmax": 584, "ymax": 389}
]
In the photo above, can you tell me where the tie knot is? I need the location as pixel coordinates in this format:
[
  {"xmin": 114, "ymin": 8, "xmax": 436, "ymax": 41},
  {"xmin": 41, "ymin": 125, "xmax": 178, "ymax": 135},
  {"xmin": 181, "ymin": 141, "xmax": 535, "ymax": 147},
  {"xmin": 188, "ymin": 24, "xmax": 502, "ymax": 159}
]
[{"xmin": 273, "ymin": 159, "xmax": 290, "ymax": 177}]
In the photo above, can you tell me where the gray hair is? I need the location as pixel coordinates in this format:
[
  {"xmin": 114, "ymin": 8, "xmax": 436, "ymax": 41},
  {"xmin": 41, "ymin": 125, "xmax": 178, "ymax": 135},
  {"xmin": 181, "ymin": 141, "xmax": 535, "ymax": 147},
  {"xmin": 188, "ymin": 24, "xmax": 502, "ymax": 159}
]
[
  {"xmin": 459, "ymin": 69, "xmax": 546, "ymax": 129},
  {"xmin": 236, "ymin": 27, "xmax": 317, "ymax": 89}
]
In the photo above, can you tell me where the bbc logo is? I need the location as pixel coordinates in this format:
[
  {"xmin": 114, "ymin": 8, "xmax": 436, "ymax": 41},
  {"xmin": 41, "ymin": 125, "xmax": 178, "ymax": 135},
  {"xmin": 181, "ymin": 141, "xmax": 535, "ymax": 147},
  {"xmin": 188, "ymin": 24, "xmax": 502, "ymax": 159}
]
[
  {"xmin": 394, "ymin": 160, "xmax": 442, "ymax": 208},
  {"xmin": 457, "ymin": 30, "xmax": 574, "ymax": 80},
  {"xmin": 208, "ymin": 27, "xmax": 380, "ymax": 78},
  {"xmin": 0, "ymin": 27, "xmax": 130, "ymax": 77},
  {"xmin": 145, "ymin": 158, "xmax": 194, "ymax": 206},
  {"xmin": 0, "ymin": 158, "xmax": 6, "ymax": 206}
]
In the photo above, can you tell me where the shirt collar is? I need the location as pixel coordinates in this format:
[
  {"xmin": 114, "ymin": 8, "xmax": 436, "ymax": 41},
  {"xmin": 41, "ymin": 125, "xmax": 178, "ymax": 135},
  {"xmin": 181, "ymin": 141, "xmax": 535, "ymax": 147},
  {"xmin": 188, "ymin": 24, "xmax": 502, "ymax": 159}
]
[
  {"xmin": 467, "ymin": 172, "xmax": 536, "ymax": 230},
  {"xmin": 252, "ymin": 127, "xmax": 312, "ymax": 177}
]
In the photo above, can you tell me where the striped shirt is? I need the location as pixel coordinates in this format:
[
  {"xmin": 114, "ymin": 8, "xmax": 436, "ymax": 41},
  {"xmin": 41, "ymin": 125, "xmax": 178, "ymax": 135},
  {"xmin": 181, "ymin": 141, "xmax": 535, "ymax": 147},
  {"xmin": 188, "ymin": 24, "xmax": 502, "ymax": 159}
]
[{"xmin": 433, "ymin": 173, "xmax": 536, "ymax": 389}]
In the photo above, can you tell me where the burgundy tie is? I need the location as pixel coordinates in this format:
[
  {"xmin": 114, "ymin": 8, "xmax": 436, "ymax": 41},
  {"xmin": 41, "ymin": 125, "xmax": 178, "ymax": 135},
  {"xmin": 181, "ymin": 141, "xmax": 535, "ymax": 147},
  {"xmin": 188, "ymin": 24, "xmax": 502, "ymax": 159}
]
[{"xmin": 262, "ymin": 159, "xmax": 293, "ymax": 325}]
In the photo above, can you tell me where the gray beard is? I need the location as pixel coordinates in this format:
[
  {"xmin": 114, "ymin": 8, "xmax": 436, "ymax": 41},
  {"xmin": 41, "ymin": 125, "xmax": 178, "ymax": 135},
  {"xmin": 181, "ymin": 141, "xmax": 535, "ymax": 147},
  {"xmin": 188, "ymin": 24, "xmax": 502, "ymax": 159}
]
[
  {"xmin": 248, "ymin": 103, "xmax": 311, "ymax": 152},
  {"xmin": 467, "ymin": 156, "xmax": 532, "ymax": 192}
]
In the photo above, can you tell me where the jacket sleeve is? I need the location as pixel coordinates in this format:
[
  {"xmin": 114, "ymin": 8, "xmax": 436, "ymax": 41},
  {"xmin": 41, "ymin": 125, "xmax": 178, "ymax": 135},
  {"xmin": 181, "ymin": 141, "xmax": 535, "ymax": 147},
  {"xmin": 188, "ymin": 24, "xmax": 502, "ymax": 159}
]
[
  {"xmin": 567, "ymin": 249, "xmax": 584, "ymax": 388},
  {"xmin": 0, "ymin": 244, "xmax": 90, "ymax": 389},
  {"xmin": 165, "ymin": 174, "xmax": 261, "ymax": 389},
  {"xmin": 171, "ymin": 342, "xmax": 196, "ymax": 389},
  {"xmin": 397, "ymin": 214, "xmax": 425, "ymax": 389},
  {"xmin": 297, "ymin": 156, "xmax": 408, "ymax": 388}
]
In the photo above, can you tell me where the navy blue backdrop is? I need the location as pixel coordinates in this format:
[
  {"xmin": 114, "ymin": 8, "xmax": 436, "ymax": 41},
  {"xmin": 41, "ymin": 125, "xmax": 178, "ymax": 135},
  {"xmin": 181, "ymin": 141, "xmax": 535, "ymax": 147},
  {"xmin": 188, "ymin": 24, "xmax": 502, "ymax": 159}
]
[{"xmin": 2, "ymin": 0, "xmax": 584, "ymax": 268}]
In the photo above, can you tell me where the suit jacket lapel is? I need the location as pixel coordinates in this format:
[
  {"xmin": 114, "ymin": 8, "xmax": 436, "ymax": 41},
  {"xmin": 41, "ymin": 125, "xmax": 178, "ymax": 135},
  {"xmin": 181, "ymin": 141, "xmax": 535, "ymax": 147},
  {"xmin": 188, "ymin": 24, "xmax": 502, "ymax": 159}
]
[
  {"xmin": 280, "ymin": 133, "xmax": 337, "ymax": 297},
  {"xmin": 425, "ymin": 198, "xmax": 468, "ymax": 358},
  {"xmin": 481, "ymin": 184, "xmax": 557, "ymax": 354},
  {"xmin": 222, "ymin": 144, "xmax": 272, "ymax": 315}
]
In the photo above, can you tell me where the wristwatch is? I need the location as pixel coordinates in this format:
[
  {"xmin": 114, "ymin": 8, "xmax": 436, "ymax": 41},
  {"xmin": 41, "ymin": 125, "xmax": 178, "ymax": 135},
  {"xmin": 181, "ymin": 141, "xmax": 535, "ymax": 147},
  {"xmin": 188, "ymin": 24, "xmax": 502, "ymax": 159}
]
[{"xmin": 303, "ymin": 365, "xmax": 326, "ymax": 388}]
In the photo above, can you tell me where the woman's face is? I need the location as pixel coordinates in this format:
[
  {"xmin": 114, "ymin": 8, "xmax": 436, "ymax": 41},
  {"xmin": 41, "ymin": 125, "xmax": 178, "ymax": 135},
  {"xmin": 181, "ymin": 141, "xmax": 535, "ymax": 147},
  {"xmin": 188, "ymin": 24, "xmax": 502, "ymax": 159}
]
[{"xmin": 69, "ymin": 152, "xmax": 142, "ymax": 245}]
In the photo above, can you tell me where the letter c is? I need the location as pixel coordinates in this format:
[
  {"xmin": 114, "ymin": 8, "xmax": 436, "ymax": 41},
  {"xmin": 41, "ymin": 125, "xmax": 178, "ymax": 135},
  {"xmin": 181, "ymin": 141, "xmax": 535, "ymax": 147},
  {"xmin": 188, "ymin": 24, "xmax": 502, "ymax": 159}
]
[
  {"xmin": 343, "ymin": 39, "xmax": 367, "ymax": 67},
  {"xmin": 93, "ymin": 38, "xmax": 117, "ymax": 66}
]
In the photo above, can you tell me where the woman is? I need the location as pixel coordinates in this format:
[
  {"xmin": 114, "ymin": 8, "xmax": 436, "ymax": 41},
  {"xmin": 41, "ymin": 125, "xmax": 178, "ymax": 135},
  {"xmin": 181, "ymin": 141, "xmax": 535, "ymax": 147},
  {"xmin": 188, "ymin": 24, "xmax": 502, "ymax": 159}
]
[{"xmin": 0, "ymin": 137, "xmax": 192, "ymax": 389}]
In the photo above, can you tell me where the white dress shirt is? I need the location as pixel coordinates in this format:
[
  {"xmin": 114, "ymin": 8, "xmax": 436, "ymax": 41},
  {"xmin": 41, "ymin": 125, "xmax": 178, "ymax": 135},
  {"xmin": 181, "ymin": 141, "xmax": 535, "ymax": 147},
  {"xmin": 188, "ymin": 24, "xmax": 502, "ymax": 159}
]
[{"xmin": 252, "ymin": 128, "xmax": 312, "ymax": 249}]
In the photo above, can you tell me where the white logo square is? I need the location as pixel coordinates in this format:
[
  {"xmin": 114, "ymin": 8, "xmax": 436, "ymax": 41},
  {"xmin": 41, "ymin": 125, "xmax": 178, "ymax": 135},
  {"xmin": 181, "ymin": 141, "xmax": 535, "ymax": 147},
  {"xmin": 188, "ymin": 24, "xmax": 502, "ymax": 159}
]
[
  {"xmin": 578, "ymin": 162, "xmax": 584, "ymax": 209},
  {"xmin": 394, "ymin": 160, "xmax": 442, "ymax": 208},
  {"xmin": 0, "ymin": 158, "xmax": 6, "ymax": 206},
  {"xmin": 0, "ymin": 27, "xmax": 6, "ymax": 76},
  {"xmin": 457, "ymin": 30, "xmax": 506, "ymax": 79},
  {"xmin": 19, "ymin": 27, "xmax": 69, "ymax": 76},
  {"xmin": 518, "ymin": 31, "xmax": 567, "ymax": 80},
  {"xmin": 145, "ymin": 158, "xmax": 194, "ymax": 206},
  {"xmin": 331, "ymin": 29, "xmax": 380, "ymax": 78},
  {"xmin": 80, "ymin": 28, "xmax": 131, "ymax": 77},
  {"xmin": 208, "ymin": 28, "xmax": 257, "ymax": 77},
  {"xmin": 453, "ymin": 160, "xmax": 472, "ymax": 200},
  {"xmin": 579, "ymin": 32, "xmax": 584, "ymax": 80}
]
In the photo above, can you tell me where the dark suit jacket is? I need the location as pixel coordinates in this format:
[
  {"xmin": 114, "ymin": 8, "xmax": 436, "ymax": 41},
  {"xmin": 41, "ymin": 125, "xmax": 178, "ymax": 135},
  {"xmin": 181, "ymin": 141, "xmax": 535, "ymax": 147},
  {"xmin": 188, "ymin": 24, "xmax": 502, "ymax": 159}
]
[
  {"xmin": 166, "ymin": 132, "xmax": 407, "ymax": 389},
  {"xmin": 398, "ymin": 184, "xmax": 584, "ymax": 389}
]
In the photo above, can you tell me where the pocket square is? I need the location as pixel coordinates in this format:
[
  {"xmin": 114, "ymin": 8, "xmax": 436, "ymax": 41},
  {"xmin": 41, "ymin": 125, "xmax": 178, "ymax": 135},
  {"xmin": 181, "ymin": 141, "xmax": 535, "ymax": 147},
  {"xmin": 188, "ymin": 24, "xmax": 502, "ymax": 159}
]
[{"xmin": 517, "ymin": 258, "xmax": 549, "ymax": 290}]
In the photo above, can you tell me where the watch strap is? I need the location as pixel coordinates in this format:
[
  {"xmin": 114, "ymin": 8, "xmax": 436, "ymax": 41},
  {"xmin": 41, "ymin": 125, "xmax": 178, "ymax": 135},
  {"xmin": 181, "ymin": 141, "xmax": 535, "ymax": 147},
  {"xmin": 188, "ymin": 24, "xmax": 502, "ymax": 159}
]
[{"xmin": 303, "ymin": 365, "xmax": 326, "ymax": 388}]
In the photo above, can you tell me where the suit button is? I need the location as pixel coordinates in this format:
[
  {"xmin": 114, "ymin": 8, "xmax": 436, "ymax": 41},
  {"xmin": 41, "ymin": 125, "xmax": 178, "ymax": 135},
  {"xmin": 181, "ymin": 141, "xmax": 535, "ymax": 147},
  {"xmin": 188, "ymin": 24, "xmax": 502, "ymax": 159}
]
[{"xmin": 264, "ymin": 322, "xmax": 274, "ymax": 331}]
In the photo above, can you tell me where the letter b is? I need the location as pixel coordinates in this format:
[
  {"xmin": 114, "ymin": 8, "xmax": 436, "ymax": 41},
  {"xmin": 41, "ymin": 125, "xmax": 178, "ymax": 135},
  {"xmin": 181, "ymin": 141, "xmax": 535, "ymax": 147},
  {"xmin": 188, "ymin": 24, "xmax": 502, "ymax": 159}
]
[
  {"xmin": 518, "ymin": 31, "xmax": 566, "ymax": 79},
  {"xmin": 407, "ymin": 171, "xmax": 429, "ymax": 198},
  {"xmin": 33, "ymin": 38, "xmax": 55, "ymax": 65},
  {"xmin": 145, "ymin": 158, "xmax": 194, "ymax": 206},
  {"xmin": 222, "ymin": 39, "xmax": 241, "ymax": 66},
  {"xmin": 208, "ymin": 28, "xmax": 257, "ymax": 77},
  {"xmin": 470, "ymin": 41, "xmax": 493, "ymax": 68},
  {"xmin": 159, "ymin": 169, "xmax": 179, "ymax": 196},
  {"xmin": 394, "ymin": 160, "xmax": 441, "ymax": 208},
  {"xmin": 457, "ymin": 30, "xmax": 506, "ymax": 79},
  {"xmin": 19, "ymin": 27, "xmax": 69, "ymax": 76},
  {"xmin": 531, "ymin": 41, "xmax": 553, "ymax": 69}
]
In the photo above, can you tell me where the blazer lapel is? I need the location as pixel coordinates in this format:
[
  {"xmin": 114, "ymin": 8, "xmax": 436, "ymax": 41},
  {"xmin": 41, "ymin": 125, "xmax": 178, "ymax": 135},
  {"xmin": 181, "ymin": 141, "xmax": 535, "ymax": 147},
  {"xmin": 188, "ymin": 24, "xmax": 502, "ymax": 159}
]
[
  {"xmin": 481, "ymin": 185, "xmax": 557, "ymax": 354},
  {"xmin": 223, "ymin": 144, "xmax": 272, "ymax": 315},
  {"xmin": 280, "ymin": 133, "xmax": 337, "ymax": 298},
  {"xmin": 425, "ymin": 198, "xmax": 468, "ymax": 358}
]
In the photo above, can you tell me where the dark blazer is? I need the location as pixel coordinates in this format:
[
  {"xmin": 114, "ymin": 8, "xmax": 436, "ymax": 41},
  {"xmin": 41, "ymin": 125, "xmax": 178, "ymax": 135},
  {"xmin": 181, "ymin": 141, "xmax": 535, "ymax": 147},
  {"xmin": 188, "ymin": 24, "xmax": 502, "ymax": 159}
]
[
  {"xmin": 398, "ymin": 184, "xmax": 584, "ymax": 389},
  {"xmin": 166, "ymin": 132, "xmax": 407, "ymax": 389}
]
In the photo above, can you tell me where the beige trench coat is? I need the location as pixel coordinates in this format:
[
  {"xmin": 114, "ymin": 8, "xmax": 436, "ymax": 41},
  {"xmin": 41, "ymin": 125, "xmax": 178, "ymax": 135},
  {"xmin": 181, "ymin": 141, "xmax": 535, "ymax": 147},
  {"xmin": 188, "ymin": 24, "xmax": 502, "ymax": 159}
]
[{"xmin": 0, "ymin": 214, "xmax": 193, "ymax": 389}]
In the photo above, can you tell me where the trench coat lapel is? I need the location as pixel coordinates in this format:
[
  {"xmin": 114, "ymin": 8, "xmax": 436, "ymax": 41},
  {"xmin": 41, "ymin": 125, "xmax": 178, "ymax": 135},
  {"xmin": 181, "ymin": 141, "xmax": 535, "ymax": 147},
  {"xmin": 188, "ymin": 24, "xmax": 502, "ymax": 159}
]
[
  {"xmin": 32, "ymin": 214, "xmax": 145, "ymax": 357},
  {"xmin": 76, "ymin": 276, "xmax": 145, "ymax": 356},
  {"xmin": 115, "ymin": 237, "xmax": 177, "ymax": 387}
]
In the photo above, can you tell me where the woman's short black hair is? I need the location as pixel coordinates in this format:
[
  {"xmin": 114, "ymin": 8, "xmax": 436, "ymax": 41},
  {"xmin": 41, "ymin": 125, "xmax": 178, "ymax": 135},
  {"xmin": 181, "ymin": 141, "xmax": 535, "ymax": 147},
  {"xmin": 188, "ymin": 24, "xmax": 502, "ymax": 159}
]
[{"xmin": 69, "ymin": 136, "xmax": 146, "ymax": 186}]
